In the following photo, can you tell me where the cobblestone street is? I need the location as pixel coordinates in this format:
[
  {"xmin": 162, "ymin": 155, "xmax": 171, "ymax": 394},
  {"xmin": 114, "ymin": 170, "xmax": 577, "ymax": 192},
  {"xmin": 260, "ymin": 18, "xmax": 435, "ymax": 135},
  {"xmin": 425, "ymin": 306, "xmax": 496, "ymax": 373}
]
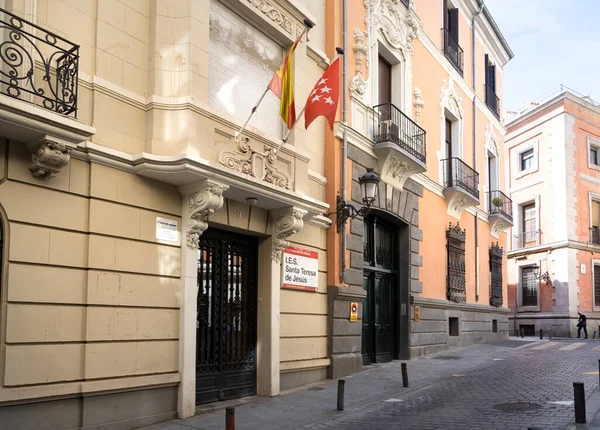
[{"xmin": 144, "ymin": 339, "xmax": 600, "ymax": 430}]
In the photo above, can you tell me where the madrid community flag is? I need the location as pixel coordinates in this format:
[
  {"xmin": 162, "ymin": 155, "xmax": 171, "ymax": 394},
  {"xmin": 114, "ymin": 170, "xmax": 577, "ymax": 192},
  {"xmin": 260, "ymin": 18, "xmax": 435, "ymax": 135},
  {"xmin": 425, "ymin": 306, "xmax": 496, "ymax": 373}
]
[
  {"xmin": 304, "ymin": 56, "xmax": 340, "ymax": 130},
  {"xmin": 268, "ymin": 35, "xmax": 302, "ymax": 129}
]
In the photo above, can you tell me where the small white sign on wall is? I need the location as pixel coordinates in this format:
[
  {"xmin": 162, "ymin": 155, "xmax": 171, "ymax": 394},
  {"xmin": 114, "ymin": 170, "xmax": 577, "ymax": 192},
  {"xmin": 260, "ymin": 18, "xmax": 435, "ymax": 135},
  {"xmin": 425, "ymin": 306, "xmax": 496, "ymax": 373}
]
[
  {"xmin": 282, "ymin": 246, "xmax": 319, "ymax": 292},
  {"xmin": 156, "ymin": 217, "xmax": 178, "ymax": 242},
  {"xmin": 581, "ymin": 264, "xmax": 587, "ymax": 275}
]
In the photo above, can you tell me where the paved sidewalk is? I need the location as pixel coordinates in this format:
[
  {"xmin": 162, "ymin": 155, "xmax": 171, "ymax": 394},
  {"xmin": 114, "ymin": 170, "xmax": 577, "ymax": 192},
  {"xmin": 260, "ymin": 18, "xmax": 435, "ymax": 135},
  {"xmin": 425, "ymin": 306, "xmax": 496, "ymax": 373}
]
[{"xmin": 141, "ymin": 338, "xmax": 600, "ymax": 430}]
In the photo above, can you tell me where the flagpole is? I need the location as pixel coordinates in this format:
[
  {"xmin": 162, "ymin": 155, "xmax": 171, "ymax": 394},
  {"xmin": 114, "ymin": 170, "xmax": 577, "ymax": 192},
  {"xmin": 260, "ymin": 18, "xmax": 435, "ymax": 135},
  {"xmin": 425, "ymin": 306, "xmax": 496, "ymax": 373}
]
[
  {"xmin": 235, "ymin": 18, "xmax": 315, "ymax": 143},
  {"xmin": 274, "ymin": 47, "xmax": 344, "ymax": 153}
]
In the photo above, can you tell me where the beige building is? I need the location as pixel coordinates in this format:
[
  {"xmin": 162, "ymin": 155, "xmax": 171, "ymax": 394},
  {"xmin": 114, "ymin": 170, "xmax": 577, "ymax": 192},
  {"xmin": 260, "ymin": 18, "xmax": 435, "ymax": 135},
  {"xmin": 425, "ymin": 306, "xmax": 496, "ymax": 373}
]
[{"xmin": 0, "ymin": 0, "xmax": 333, "ymax": 428}]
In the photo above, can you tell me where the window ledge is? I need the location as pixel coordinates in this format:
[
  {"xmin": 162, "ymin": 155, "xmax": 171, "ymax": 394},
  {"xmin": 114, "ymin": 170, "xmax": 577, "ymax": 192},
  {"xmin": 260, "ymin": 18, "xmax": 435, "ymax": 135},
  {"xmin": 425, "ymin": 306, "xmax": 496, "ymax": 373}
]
[
  {"xmin": 588, "ymin": 162, "xmax": 600, "ymax": 172},
  {"xmin": 515, "ymin": 167, "xmax": 537, "ymax": 179}
]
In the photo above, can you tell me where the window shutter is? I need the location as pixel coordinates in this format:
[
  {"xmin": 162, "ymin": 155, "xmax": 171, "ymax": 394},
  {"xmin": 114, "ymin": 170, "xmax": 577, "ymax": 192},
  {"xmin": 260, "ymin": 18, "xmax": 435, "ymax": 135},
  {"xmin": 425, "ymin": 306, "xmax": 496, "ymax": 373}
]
[
  {"xmin": 595, "ymin": 265, "xmax": 600, "ymax": 307},
  {"xmin": 484, "ymin": 54, "xmax": 489, "ymax": 89},
  {"xmin": 443, "ymin": 0, "xmax": 449, "ymax": 29},
  {"xmin": 593, "ymin": 201, "xmax": 600, "ymax": 228},
  {"xmin": 489, "ymin": 63, "xmax": 496, "ymax": 93},
  {"xmin": 208, "ymin": 0, "xmax": 283, "ymax": 138},
  {"xmin": 449, "ymin": 8, "xmax": 459, "ymax": 40}
]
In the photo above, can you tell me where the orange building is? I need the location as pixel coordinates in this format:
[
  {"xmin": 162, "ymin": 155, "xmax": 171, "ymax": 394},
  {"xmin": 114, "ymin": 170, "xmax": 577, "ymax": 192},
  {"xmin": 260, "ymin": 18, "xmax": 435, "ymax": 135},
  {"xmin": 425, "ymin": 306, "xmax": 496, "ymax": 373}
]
[
  {"xmin": 505, "ymin": 87, "xmax": 600, "ymax": 338},
  {"xmin": 325, "ymin": 0, "xmax": 514, "ymax": 378}
]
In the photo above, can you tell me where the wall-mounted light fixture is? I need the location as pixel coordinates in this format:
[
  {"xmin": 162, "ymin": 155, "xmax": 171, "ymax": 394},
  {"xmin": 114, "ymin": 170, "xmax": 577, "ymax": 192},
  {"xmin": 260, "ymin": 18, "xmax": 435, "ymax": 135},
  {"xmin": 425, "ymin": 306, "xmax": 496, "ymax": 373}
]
[
  {"xmin": 333, "ymin": 168, "xmax": 380, "ymax": 232},
  {"xmin": 532, "ymin": 263, "xmax": 551, "ymax": 283}
]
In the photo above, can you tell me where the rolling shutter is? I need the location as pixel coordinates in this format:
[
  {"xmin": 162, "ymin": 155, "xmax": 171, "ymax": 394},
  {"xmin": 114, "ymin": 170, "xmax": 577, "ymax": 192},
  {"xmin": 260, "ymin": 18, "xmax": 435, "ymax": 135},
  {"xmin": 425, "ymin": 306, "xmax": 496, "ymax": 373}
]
[{"xmin": 208, "ymin": 1, "xmax": 283, "ymax": 138}]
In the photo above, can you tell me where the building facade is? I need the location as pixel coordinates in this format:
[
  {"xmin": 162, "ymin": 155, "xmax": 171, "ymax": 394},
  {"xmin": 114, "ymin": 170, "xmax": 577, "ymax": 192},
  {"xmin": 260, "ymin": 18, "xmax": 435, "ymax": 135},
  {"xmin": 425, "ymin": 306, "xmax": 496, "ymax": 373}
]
[
  {"xmin": 0, "ymin": 0, "xmax": 335, "ymax": 428},
  {"xmin": 325, "ymin": 0, "xmax": 514, "ymax": 380},
  {"xmin": 506, "ymin": 88, "xmax": 600, "ymax": 338}
]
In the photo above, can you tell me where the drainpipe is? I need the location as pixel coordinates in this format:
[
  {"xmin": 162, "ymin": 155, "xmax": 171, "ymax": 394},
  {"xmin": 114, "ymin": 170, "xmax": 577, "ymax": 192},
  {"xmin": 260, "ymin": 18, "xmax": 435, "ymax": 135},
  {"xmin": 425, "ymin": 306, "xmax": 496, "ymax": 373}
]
[
  {"xmin": 340, "ymin": 0, "xmax": 348, "ymax": 284},
  {"xmin": 473, "ymin": 2, "xmax": 484, "ymax": 301}
]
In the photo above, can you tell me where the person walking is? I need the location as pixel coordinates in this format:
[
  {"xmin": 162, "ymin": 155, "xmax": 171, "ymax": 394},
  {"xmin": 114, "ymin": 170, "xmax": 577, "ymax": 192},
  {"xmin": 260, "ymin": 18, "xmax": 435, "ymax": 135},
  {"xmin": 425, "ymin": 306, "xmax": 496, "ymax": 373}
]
[{"xmin": 577, "ymin": 312, "xmax": 588, "ymax": 339}]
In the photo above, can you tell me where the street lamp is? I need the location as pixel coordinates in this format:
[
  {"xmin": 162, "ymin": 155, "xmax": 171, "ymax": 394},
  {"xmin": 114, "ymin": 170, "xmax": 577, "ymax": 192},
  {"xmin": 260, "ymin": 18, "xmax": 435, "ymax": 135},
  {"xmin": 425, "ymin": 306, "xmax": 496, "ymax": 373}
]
[
  {"xmin": 335, "ymin": 168, "xmax": 380, "ymax": 232},
  {"xmin": 532, "ymin": 263, "xmax": 550, "ymax": 283}
]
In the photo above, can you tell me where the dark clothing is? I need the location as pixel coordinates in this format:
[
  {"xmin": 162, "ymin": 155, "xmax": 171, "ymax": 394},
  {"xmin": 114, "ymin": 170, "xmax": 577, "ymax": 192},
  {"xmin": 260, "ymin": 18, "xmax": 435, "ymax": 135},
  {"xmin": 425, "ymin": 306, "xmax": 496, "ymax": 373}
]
[{"xmin": 578, "ymin": 314, "xmax": 588, "ymax": 339}]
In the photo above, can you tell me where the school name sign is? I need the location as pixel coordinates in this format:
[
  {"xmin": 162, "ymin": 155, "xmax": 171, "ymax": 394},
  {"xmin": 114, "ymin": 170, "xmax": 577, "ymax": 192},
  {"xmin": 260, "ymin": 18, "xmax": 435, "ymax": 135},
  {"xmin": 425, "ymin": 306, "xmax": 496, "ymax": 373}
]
[{"xmin": 282, "ymin": 246, "xmax": 319, "ymax": 292}]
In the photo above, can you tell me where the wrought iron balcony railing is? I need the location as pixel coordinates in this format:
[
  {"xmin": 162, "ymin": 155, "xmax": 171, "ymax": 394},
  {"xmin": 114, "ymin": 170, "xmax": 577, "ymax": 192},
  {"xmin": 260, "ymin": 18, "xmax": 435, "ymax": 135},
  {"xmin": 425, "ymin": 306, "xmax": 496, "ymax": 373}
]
[
  {"xmin": 513, "ymin": 229, "xmax": 542, "ymax": 249},
  {"xmin": 442, "ymin": 157, "xmax": 479, "ymax": 200},
  {"xmin": 0, "ymin": 7, "xmax": 79, "ymax": 117},
  {"xmin": 488, "ymin": 190, "xmax": 512, "ymax": 221},
  {"xmin": 373, "ymin": 102, "xmax": 426, "ymax": 163},
  {"xmin": 485, "ymin": 86, "xmax": 500, "ymax": 119},
  {"xmin": 442, "ymin": 28, "xmax": 464, "ymax": 75},
  {"xmin": 590, "ymin": 227, "xmax": 600, "ymax": 245}
]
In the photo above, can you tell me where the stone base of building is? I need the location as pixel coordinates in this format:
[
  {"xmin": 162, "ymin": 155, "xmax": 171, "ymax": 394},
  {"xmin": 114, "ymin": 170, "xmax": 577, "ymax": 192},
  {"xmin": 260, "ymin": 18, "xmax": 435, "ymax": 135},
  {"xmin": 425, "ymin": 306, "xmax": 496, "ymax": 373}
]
[
  {"xmin": 280, "ymin": 367, "xmax": 328, "ymax": 392},
  {"xmin": 0, "ymin": 386, "xmax": 177, "ymax": 430},
  {"xmin": 508, "ymin": 314, "xmax": 593, "ymax": 338},
  {"xmin": 409, "ymin": 297, "xmax": 510, "ymax": 358}
]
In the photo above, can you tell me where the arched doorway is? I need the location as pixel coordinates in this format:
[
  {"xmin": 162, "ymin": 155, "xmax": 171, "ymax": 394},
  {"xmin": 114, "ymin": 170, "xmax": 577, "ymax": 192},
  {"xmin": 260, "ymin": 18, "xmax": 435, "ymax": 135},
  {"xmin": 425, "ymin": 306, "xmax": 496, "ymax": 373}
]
[{"xmin": 361, "ymin": 213, "xmax": 408, "ymax": 364}]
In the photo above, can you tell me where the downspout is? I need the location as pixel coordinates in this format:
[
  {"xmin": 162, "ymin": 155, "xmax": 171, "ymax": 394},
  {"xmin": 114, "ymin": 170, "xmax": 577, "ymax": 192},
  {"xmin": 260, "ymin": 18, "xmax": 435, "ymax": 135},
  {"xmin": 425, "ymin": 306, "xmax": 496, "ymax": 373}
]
[
  {"xmin": 341, "ymin": 0, "xmax": 348, "ymax": 283},
  {"xmin": 473, "ymin": 2, "xmax": 484, "ymax": 301}
]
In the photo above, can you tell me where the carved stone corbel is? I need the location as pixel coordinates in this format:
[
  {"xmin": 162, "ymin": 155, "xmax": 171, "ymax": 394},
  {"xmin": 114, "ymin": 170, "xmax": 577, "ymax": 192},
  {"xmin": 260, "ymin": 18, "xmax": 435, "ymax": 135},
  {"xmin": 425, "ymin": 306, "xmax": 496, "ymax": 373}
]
[
  {"xmin": 271, "ymin": 206, "xmax": 307, "ymax": 263},
  {"xmin": 28, "ymin": 139, "xmax": 71, "ymax": 178},
  {"xmin": 350, "ymin": 28, "xmax": 368, "ymax": 98},
  {"xmin": 186, "ymin": 180, "xmax": 229, "ymax": 249},
  {"xmin": 413, "ymin": 88, "xmax": 425, "ymax": 125}
]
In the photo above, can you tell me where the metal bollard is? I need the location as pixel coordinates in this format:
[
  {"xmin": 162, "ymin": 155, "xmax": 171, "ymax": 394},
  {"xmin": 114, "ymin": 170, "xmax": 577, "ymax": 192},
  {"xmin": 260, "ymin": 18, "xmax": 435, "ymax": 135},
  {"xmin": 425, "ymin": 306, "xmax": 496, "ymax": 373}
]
[
  {"xmin": 598, "ymin": 359, "xmax": 600, "ymax": 389},
  {"xmin": 574, "ymin": 382, "xmax": 586, "ymax": 424},
  {"xmin": 520, "ymin": 327, "xmax": 524, "ymax": 338},
  {"xmin": 539, "ymin": 328, "xmax": 543, "ymax": 340},
  {"xmin": 226, "ymin": 407, "xmax": 235, "ymax": 430},
  {"xmin": 401, "ymin": 362, "xmax": 409, "ymax": 388},
  {"xmin": 337, "ymin": 379, "xmax": 345, "ymax": 411},
  {"xmin": 594, "ymin": 331, "xmax": 597, "ymax": 339}
]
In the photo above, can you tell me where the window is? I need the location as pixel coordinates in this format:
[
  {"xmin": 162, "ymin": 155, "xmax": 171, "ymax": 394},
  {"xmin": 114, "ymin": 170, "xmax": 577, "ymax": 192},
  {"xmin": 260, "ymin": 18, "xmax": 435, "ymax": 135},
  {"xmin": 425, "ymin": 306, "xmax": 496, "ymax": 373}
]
[
  {"xmin": 589, "ymin": 137, "xmax": 600, "ymax": 169},
  {"xmin": 489, "ymin": 243, "xmax": 503, "ymax": 307},
  {"xmin": 484, "ymin": 54, "xmax": 499, "ymax": 118},
  {"xmin": 521, "ymin": 203, "xmax": 537, "ymax": 247},
  {"xmin": 492, "ymin": 319, "xmax": 498, "ymax": 333},
  {"xmin": 520, "ymin": 149, "xmax": 534, "ymax": 171},
  {"xmin": 443, "ymin": 1, "xmax": 463, "ymax": 74},
  {"xmin": 592, "ymin": 200, "xmax": 600, "ymax": 245},
  {"xmin": 594, "ymin": 263, "xmax": 600, "ymax": 308},
  {"xmin": 446, "ymin": 223, "xmax": 466, "ymax": 303},
  {"xmin": 521, "ymin": 266, "xmax": 537, "ymax": 307},
  {"xmin": 591, "ymin": 147, "xmax": 599, "ymax": 166},
  {"xmin": 208, "ymin": 0, "xmax": 283, "ymax": 138}
]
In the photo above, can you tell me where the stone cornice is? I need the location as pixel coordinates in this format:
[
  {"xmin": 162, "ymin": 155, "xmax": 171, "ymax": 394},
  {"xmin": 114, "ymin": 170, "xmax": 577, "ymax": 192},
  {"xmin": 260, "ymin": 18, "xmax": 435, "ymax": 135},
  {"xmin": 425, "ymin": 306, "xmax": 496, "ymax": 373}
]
[{"xmin": 507, "ymin": 239, "xmax": 600, "ymax": 258}]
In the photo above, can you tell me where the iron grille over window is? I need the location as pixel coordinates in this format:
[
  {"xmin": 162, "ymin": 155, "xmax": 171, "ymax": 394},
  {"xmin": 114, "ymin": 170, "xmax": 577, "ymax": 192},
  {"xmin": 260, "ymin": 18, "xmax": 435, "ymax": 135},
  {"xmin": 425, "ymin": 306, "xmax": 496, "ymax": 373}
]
[
  {"xmin": 0, "ymin": 7, "xmax": 79, "ymax": 116},
  {"xmin": 594, "ymin": 264, "xmax": 600, "ymax": 308},
  {"xmin": 489, "ymin": 243, "xmax": 503, "ymax": 307},
  {"xmin": 521, "ymin": 266, "xmax": 537, "ymax": 307},
  {"xmin": 446, "ymin": 223, "xmax": 466, "ymax": 303}
]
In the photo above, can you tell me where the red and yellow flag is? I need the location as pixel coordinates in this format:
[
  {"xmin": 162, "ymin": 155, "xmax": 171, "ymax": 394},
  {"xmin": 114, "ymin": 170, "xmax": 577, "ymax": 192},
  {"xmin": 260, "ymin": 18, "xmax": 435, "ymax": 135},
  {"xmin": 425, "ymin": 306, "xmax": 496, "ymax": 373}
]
[{"xmin": 268, "ymin": 36, "xmax": 301, "ymax": 129}]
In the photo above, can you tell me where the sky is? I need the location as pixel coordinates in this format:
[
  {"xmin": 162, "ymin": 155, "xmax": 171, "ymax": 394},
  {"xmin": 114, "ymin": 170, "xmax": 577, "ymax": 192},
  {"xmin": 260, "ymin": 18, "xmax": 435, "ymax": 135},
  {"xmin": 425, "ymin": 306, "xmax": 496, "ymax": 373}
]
[{"xmin": 484, "ymin": 0, "xmax": 600, "ymax": 111}]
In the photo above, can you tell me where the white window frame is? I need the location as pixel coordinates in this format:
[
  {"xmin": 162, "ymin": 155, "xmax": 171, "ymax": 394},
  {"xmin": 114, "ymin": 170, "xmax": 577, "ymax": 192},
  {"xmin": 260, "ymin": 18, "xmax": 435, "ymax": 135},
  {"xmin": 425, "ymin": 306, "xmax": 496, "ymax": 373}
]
[
  {"xmin": 593, "ymin": 259, "xmax": 600, "ymax": 311},
  {"xmin": 514, "ymin": 140, "xmax": 539, "ymax": 179},
  {"xmin": 511, "ymin": 195, "xmax": 540, "ymax": 249},
  {"xmin": 517, "ymin": 260, "xmax": 540, "ymax": 311},
  {"xmin": 587, "ymin": 136, "xmax": 600, "ymax": 171},
  {"xmin": 589, "ymin": 192, "xmax": 600, "ymax": 229}
]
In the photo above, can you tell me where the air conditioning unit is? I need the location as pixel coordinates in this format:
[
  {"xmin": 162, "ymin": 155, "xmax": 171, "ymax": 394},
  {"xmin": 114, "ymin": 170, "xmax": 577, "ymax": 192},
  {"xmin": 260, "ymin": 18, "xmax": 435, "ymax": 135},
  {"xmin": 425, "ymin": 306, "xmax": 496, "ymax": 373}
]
[{"xmin": 378, "ymin": 119, "xmax": 399, "ymax": 143}]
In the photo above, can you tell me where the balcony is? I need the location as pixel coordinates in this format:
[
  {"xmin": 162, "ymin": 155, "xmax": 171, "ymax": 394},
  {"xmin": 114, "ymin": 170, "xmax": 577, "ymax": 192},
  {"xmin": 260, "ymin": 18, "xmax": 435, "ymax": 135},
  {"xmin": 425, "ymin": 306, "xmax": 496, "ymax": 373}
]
[
  {"xmin": 442, "ymin": 157, "xmax": 479, "ymax": 219},
  {"xmin": 590, "ymin": 227, "xmax": 600, "ymax": 245},
  {"xmin": 0, "ymin": 7, "xmax": 93, "ymax": 178},
  {"xmin": 488, "ymin": 190, "xmax": 513, "ymax": 238},
  {"xmin": 372, "ymin": 102, "xmax": 427, "ymax": 190},
  {"xmin": 513, "ymin": 230, "xmax": 542, "ymax": 249},
  {"xmin": 442, "ymin": 28, "xmax": 464, "ymax": 75},
  {"xmin": 485, "ymin": 86, "xmax": 500, "ymax": 119}
]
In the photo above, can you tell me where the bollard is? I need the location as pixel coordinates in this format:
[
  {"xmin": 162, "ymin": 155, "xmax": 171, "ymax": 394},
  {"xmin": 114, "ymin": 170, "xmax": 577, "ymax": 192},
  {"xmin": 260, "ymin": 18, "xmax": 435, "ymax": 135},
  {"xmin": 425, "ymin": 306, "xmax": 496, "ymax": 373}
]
[
  {"xmin": 574, "ymin": 382, "xmax": 586, "ymax": 424},
  {"xmin": 337, "ymin": 380, "xmax": 345, "ymax": 411},
  {"xmin": 520, "ymin": 327, "xmax": 524, "ymax": 338},
  {"xmin": 401, "ymin": 362, "xmax": 409, "ymax": 388},
  {"xmin": 598, "ymin": 359, "xmax": 600, "ymax": 389},
  {"xmin": 594, "ymin": 331, "xmax": 597, "ymax": 339},
  {"xmin": 226, "ymin": 407, "xmax": 235, "ymax": 430},
  {"xmin": 539, "ymin": 328, "xmax": 543, "ymax": 340}
]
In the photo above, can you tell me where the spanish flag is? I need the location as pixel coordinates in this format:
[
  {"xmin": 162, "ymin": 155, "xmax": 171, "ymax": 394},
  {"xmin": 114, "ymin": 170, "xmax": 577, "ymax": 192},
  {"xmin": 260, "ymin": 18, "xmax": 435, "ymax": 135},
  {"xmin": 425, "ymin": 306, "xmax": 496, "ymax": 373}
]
[{"xmin": 268, "ymin": 35, "xmax": 301, "ymax": 129}]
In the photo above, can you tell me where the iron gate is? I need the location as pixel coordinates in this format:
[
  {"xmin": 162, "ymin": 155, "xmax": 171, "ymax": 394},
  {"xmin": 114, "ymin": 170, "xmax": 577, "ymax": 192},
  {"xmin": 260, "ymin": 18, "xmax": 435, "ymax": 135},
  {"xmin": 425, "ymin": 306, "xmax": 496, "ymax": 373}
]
[{"xmin": 196, "ymin": 229, "xmax": 257, "ymax": 404}]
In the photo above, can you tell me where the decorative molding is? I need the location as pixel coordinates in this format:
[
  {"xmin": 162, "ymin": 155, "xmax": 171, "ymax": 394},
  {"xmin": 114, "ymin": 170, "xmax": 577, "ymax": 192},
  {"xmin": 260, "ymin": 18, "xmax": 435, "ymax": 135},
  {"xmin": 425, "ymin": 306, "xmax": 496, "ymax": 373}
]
[
  {"xmin": 489, "ymin": 216, "xmax": 512, "ymax": 239},
  {"xmin": 441, "ymin": 79, "xmax": 464, "ymax": 119},
  {"xmin": 366, "ymin": 0, "xmax": 418, "ymax": 59},
  {"xmin": 247, "ymin": 0, "xmax": 293, "ymax": 35},
  {"xmin": 350, "ymin": 28, "xmax": 368, "ymax": 99},
  {"xmin": 484, "ymin": 125, "xmax": 499, "ymax": 157},
  {"xmin": 186, "ymin": 181, "xmax": 229, "ymax": 249},
  {"xmin": 271, "ymin": 206, "xmax": 307, "ymax": 262},
  {"xmin": 413, "ymin": 87, "xmax": 425, "ymax": 125},
  {"xmin": 444, "ymin": 188, "xmax": 478, "ymax": 220},
  {"xmin": 218, "ymin": 137, "xmax": 290, "ymax": 189},
  {"xmin": 379, "ymin": 153, "xmax": 422, "ymax": 191},
  {"xmin": 28, "ymin": 140, "xmax": 71, "ymax": 178}
]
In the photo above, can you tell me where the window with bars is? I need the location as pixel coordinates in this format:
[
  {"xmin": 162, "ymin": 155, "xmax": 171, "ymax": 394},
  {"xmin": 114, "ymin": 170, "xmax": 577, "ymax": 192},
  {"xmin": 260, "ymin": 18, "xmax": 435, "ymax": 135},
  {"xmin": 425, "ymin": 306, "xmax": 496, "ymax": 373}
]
[
  {"xmin": 363, "ymin": 216, "xmax": 397, "ymax": 270},
  {"xmin": 489, "ymin": 243, "xmax": 503, "ymax": 307},
  {"xmin": 208, "ymin": 0, "xmax": 283, "ymax": 138},
  {"xmin": 521, "ymin": 266, "xmax": 537, "ymax": 307},
  {"xmin": 446, "ymin": 223, "xmax": 466, "ymax": 303},
  {"xmin": 594, "ymin": 264, "xmax": 600, "ymax": 308}
]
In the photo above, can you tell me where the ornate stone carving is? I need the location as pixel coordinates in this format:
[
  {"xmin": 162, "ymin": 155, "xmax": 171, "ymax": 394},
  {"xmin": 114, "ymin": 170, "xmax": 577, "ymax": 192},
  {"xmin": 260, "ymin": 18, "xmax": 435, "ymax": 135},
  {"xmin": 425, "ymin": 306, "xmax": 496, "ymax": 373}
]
[
  {"xmin": 367, "ymin": 0, "xmax": 418, "ymax": 59},
  {"xmin": 247, "ymin": 0, "xmax": 293, "ymax": 35},
  {"xmin": 413, "ymin": 87, "xmax": 425, "ymax": 125},
  {"xmin": 271, "ymin": 207, "xmax": 307, "ymax": 263},
  {"xmin": 490, "ymin": 217, "xmax": 512, "ymax": 239},
  {"xmin": 29, "ymin": 141, "xmax": 71, "ymax": 178},
  {"xmin": 484, "ymin": 125, "xmax": 499, "ymax": 157},
  {"xmin": 445, "ymin": 192, "xmax": 475, "ymax": 220},
  {"xmin": 350, "ymin": 29, "xmax": 368, "ymax": 98},
  {"xmin": 218, "ymin": 137, "xmax": 290, "ymax": 189},
  {"xmin": 441, "ymin": 79, "xmax": 464, "ymax": 119},
  {"xmin": 186, "ymin": 181, "xmax": 229, "ymax": 249}
]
